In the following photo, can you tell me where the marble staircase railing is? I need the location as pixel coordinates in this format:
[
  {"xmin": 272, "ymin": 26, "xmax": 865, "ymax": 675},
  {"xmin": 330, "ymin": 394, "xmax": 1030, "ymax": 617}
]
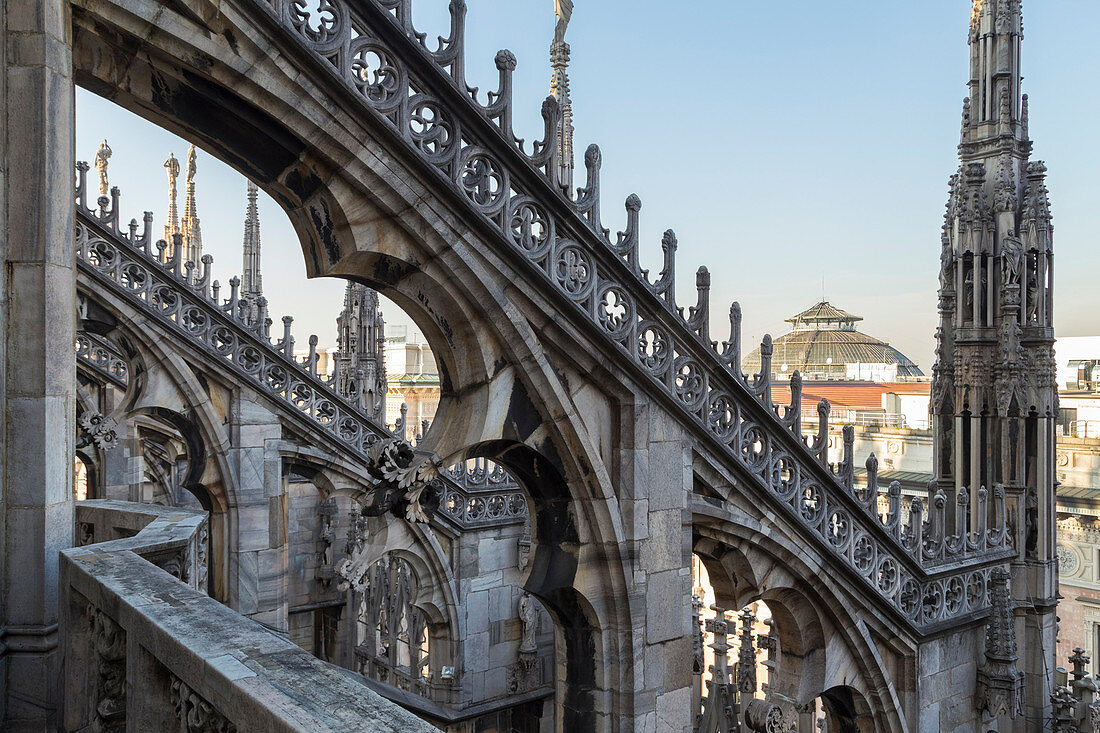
[{"xmin": 60, "ymin": 500, "xmax": 436, "ymax": 732}]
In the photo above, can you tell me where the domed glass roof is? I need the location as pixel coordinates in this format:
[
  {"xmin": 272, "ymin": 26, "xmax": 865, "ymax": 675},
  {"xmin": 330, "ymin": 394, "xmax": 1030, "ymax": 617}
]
[{"xmin": 743, "ymin": 301, "xmax": 923, "ymax": 380}]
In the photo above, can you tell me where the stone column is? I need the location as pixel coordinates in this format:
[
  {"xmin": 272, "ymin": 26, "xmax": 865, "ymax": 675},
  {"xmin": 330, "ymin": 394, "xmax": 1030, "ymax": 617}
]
[
  {"xmin": 227, "ymin": 394, "xmax": 287, "ymax": 629},
  {"xmin": 629, "ymin": 401, "xmax": 694, "ymax": 730},
  {"xmin": 1, "ymin": 0, "xmax": 76, "ymax": 726}
]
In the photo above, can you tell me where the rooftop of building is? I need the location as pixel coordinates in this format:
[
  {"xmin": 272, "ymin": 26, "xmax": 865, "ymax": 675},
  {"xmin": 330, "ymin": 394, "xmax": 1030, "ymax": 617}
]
[
  {"xmin": 770, "ymin": 380, "xmax": 930, "ymax": 411},
  {"xmin": 745, "ymin": 301, "xmax": 924, "ymax": 379},
  {"xmin": 785, "ymin": 301, "xmax": 862, "ymax": 330}
]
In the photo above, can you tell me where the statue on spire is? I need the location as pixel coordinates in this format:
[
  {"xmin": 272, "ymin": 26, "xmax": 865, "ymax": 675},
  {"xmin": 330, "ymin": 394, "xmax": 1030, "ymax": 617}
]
[
  {"xmin": 554, "ymin": 0, "xmax": 573, "ymax": 44},
  {"xmin": 180, "ymin": 144, "xmax": 203, "ymax": 263},
  {"xmin": 94, "ymin": 140, "xmax": 112, "ymax": 197},
  {"xmin": 550, "ymin": 0, "xmax": 575, "ymax": 191},
  {"xmin": 971, "ymin": 0, "xmax": 984, "ymax": 30},
  {"xmin": 186, "ymin": 144, "xmax": 198, "ymax": 183},
  {"xmin": 164, "ymin": 153, "xmax": 181, "ymax": 244},
  {"xmin": 164, "ymin": 152, "xmax": 180, "ymax": 185}
]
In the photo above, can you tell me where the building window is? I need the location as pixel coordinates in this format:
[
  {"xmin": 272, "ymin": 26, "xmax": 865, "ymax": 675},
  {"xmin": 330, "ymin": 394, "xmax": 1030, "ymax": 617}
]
[{"xmin": 1094, "ymin": 624, "xmax": 1100, "ymax": 676}]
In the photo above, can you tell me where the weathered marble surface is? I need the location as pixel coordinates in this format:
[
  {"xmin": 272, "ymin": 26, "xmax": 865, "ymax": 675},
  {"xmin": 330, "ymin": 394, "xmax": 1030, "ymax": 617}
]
[
  {"xmin": 1, "ymin": 0, "xmax": 76, "ymax": 726},
  {"xmin": 61, "ymin": 500, "xmax": 435, "ymax": 732}
]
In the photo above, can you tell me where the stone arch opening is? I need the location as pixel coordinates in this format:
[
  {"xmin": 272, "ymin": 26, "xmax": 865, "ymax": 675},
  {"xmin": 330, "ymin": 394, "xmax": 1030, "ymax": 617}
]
[
  {"xmin": 816, "ymin": 685, "xmax": 875, "ymax": 733},
  {"xmin": 280, "ymin": 455, "xmax": 464, "ymax": 688},
  {"xmin": 691, "ymin": 520, "xmax": 903, "ymax": 732},
  {"xmin": 72, "ymin": 8, "xmax": 636, "ymax": 729},
  {"xmin": 346, "ymin": 553, "xmax": 440, "ymax": 699},
  {"xmin": 125, "ymin": 406, "xmax": 210, "ymax": 510},
  {"xmin": 461, "ymin": 438, "xmax": 610, "ymax": 731}
]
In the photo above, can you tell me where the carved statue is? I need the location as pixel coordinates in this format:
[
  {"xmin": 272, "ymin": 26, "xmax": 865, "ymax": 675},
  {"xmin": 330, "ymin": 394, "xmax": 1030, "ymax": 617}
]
[
  {"xmin": 1025, "ymin": 489, "xmax": 1038, "ymax": 558},
  {"xmin": 186, "ymin": 144, "xmax": 198, "ymax": 183},
  {"xmin": 995, "ymin": 4, "xmax": 1012, "ymax": 35},
  {"xmin": 963, "ymin": 264, "xmax": 975, "ymax": 318},
  {"xmin": 939, "ymin": 236, "xmax": 954, "ymax": 290},
  {"xmin": 1026, "ymin": 262, "xmax": 1040, "ymax": 323},
  {"xmin": 164, "ymin": 153, "xmax": 180, "ymax": 185},
  {"xmin": 554, "ymin": 0, "xmax": 573, "ymax": 44},
  {"xmin": 1002, "ymin": 231, "xmax": 1023, "ymax": 285},
  {"xmin": 518, "ymin": 592, "xmax": 539, "ymax": 655},
  {"xmin": 93, "ymin": 140, "xmax": 112, "ymax": 196}
]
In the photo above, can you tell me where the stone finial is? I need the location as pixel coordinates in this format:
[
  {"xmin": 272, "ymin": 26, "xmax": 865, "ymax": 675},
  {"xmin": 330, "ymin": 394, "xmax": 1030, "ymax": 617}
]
[
  {"xmin": 976, "ymin": 566, "xmax": 1024, "ymax": 718},
  {"xmin": 94, "ymin": 140, "xmax": 112, "ymax": 197}
]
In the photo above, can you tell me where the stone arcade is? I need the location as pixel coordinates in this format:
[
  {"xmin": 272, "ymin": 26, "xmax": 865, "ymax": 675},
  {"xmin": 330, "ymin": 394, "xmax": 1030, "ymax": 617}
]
[{"xmin": 0, "ymin": 0, "xmax": 1085, "ymax": 730}]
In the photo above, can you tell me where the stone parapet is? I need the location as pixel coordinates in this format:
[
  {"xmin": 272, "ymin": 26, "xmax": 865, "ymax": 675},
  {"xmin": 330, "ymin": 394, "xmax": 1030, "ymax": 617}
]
[{"xmin": 60, "ymin": 500, "xmax": 435, "ymax": 732}]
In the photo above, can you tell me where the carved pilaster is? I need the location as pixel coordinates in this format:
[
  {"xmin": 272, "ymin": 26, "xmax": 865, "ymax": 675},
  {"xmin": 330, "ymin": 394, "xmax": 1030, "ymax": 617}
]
[{"xmin": 88, "ymin": 605, "xmax": 126, "ymax": 732}]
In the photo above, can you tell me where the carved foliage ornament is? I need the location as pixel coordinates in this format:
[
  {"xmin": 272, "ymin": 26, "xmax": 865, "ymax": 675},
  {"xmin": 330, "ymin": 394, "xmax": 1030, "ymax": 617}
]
[
  {"xmin": 88, "ymin": 604, "xmax": 126, "ymax": 732},
  {"xmin": 78, "ymin": 409, "xmax": 119, "ymax": 451},
  {"xmin": 363, "ymin": 437, "xmax": 443, "ymax": 524},
  {"xmin": 172, "ymin": 675, "xmax": 237, "ymax": 733}
]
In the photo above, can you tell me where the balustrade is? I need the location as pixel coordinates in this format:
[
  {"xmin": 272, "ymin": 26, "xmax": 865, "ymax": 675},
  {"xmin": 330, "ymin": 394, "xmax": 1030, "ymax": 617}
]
[
  {"xmin": 73, "ymin": 183, "xmax": 526, "ymax": 530},
  {"xmin": 61, "ymin": 500, "xmax": 435, "ymax": 732}
]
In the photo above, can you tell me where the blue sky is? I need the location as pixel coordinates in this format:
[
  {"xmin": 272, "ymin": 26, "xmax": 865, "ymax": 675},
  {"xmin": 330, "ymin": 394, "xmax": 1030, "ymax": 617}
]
[{"xmin": 76, "ymin": 1, "xmax": 1100, "ymax": 373}]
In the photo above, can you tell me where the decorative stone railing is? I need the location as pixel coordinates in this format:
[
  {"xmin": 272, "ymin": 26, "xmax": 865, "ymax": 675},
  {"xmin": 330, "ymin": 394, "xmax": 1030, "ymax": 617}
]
[
  {"xmin": 250, "ymin": 0, "xmax": 1015, "ymax": 629},
  {"xmin": 75, "ymin": 330, "xmax": 129, "ymax": 388},
  {"xmin": 73, "ymin": 183, "xmax": 526, "ymax": 530},
  {"xmin": 61, "ymin": 500, "xmax": 436, "ymax": 732}
]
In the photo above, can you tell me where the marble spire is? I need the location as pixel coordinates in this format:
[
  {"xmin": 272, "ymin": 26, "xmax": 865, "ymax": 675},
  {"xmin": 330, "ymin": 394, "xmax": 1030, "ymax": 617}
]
[
  {"xmin": 179, "ymin": 144, "xmax": 203, "ymax": 264},
  {"xmin": 335, "ymin": 283, "xmax": 387, "ymax": 417},
  {"xmin": 164, "ymin": 152, "xmax": 181, "ymax": 245},
  {"xmin": 934, "ymin": 1, "xmax": 1057, "ymax": 725},
  {"xmin": 241, "ymin": 181, "xmax": 263, "ymax": 301},
  {"xmin": 550, "ymin": 0, "xmax": 574, "ymax": 192}
]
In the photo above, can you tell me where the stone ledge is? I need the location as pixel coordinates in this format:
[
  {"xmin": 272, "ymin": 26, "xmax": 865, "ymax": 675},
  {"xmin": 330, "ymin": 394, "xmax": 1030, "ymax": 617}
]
[{"xmin": 60, "ymin": 499, "xmax": 436, "ymax": 732}]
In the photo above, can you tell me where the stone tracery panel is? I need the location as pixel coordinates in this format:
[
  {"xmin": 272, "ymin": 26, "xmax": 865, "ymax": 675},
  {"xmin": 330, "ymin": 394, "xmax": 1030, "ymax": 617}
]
[{"xmin": 348, "ymin": 553, "xmax": 434, "ymax": 697}]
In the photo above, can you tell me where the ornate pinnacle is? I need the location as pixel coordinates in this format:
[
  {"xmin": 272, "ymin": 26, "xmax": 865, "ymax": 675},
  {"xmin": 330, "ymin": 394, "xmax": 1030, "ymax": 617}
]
[
  {"xmin": 550, "ymin": 0, "xmax": 574, "ymax": 191},
  {"xmin": 242, "ymin": 181, "xmax": 263, "ymax": 300},
  {"xmin": 976, "ymin": 566, "xmax": 1024, "ymax": 718},
  {"xmin": 737, "ymin": 607, "xmax": 758, "ymax": 695},
  {"xmin": 94, "ymin": 140, "xmax": 112, "ymax": 197}
]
